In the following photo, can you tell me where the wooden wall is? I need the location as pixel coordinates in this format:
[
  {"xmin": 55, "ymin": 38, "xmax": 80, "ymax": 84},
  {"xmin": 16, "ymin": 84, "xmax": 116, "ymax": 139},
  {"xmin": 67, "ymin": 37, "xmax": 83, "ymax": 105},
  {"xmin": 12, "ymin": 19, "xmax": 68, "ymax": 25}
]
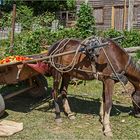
[{"xmin": 76, "ymin": 0, "xmax": 140, "ymax": 30}]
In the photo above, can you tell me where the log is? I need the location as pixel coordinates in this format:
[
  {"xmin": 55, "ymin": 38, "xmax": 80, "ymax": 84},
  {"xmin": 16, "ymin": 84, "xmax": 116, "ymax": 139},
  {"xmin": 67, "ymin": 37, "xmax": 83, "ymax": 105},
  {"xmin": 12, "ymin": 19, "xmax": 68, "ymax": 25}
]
[
  {"xmin": 128, "ymin": 53, "xmax": 137, "ymax": 57},
  {"xmin": 124, "ymin": 47, "xmax": 140, "ymax": 53}
]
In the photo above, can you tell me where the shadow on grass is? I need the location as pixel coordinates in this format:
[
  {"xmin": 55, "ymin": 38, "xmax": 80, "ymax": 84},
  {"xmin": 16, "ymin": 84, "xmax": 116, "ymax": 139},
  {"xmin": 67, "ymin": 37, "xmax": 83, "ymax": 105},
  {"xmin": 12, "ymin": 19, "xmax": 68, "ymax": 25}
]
[
  {"xmin": 4, "ymin": 87, "xmax": 52, "ymax": 113},
  {"xmin": 68, "ymin": 96, "xmax": 131, "ymax": 116},
  {"xmin": 4, "ymin": 91, "xmax": 132, "ymax": 117}
]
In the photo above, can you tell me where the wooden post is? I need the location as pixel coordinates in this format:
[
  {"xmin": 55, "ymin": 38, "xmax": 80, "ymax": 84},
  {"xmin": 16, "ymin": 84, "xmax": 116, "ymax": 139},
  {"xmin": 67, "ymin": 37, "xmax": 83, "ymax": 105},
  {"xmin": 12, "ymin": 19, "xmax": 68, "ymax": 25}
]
[
  {"xmin": 85, "ymin": 0, "xmax": 89, "ymax": 4},
  {"xmin": 9, "ymin": 4, "xmax": 16, "ymax": 53},
  {"xmin": 111, "ymin": 5, "xmax": 115, "ymax": 29},
  {"xmin": 123, "ymin": 0, "xmax": 127, "ymax": 29},
  {"xmin": 128, "ymin": 0, "xmax": 134, "ymax": 31}
]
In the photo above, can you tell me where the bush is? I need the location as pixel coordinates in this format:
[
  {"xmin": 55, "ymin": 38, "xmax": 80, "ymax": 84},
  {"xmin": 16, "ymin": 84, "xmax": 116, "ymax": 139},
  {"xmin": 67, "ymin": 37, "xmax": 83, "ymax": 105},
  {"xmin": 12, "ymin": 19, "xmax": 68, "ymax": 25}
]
[
  {"xmin": 102, "ymin": 29, "xmax": 140, "ymax": 48},
  {"xmin": 32, "ymin": 11, "xmax": 55, "ymax": 30},
  {"xmin": 4, "ymin": 28, "xmax": 49, "ymax": 56},
  {"xmin": 103, "ymin": 29, "xmax": 122, "ymax": 38},
  {"xmin": 0, "ymin": 12, "xmax": 12, "ymax": 29},
  {"xmin": 2, "ymin": 27, "xmax": 81, "ymax": 57},
  {"xmin": 16, "ymin": 5, "xmax": 33, "ymax": 30},
  {"xmin": 76, "ymin": 3, "xmax": 96, "ymax": 38},
  {"xmin": 121, "ymin": 30, "xmax": 140, "ymax": 48}
]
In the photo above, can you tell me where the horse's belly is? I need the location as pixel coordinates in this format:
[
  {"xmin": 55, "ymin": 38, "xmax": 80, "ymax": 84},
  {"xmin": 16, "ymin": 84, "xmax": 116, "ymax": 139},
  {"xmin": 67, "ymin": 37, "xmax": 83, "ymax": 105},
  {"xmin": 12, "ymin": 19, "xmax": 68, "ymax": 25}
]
[{"xmin": 69, "ymin": 70, "xmax": 96, "ymax": 80}]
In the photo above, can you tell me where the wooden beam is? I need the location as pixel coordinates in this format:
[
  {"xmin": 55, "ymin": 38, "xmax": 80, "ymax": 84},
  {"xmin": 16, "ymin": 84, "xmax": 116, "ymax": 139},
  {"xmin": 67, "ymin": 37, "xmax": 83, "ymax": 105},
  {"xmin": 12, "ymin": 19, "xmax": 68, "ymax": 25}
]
[
  {"xmin": 128, "ymin": 0, "xmax": 134, "ymax": 31},
  {"xmin": 85, "ymin": 0, "xmax": 89, "ymax": 4},
  {"xmin": 111, "ymin": 5, "xmax": 115, "ymax": 29},
  {"xmin": 123, "ymin": 0, "xmax": 127, "ymax": 29},
  {"xmin": 124, "ymin": 46, "xmax": 140, "ymax": 53}
]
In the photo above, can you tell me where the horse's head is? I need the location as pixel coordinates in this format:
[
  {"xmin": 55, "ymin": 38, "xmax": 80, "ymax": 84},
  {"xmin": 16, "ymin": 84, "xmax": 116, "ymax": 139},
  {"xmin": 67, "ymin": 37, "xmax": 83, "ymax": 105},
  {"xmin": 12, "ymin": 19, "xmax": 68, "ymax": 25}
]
[{"xmin": 132, "ymin": 90, "xmax": 140, "ymax": 117}]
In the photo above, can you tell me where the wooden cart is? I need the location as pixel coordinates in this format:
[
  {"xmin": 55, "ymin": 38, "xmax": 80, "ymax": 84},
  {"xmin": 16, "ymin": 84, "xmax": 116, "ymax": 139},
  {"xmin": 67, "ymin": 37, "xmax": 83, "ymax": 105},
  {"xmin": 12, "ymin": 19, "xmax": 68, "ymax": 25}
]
[{"xmin": 0, "ymin": 53, "xmax": 49, "ymax": 117}]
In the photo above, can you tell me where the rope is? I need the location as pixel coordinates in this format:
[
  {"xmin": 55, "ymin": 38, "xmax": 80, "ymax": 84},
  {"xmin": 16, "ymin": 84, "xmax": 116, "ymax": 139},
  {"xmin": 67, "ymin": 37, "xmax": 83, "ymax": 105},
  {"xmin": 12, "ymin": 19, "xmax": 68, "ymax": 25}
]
[
  {"xmin": 49, "ymin": 36, "xmax": 93, "ymax": 73},
  {"xmin": 101, "ymin": 47, "xmax": 128, "ymax": 93},
  {"xmin": 101, "ymin": 47, "xmax": 140, "ymax": 110}
]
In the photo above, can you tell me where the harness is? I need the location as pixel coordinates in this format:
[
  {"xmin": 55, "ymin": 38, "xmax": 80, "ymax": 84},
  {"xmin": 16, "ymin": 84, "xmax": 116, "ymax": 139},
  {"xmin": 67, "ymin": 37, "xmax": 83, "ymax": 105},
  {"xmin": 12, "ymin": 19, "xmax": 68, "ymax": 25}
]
[{"xmin": 49, "ymin": 36, "xmax": 128, "ymax": 84}]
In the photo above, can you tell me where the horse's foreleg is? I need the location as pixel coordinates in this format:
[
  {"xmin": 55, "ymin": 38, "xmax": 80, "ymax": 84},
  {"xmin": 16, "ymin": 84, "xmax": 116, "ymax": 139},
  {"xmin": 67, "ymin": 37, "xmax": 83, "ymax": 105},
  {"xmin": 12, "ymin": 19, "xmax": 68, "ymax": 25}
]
[
  {"xmin": 52, "ymin": 71, "xmax": 62, "ymax": 123},
  {"xmin": 60, "ymin": 75, "xmax": 75, "ymax": 120},
  {"xmin": 102, "ymin": 79, "xmax": 114, "ymax": 137}
]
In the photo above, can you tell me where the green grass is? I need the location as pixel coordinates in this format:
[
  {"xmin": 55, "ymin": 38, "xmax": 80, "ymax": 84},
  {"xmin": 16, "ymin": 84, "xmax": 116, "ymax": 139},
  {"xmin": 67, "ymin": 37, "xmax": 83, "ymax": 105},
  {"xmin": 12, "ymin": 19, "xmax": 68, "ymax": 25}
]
[{"xmin": 0, "ymin": 78, "xmax": 139, "ymax": 140}]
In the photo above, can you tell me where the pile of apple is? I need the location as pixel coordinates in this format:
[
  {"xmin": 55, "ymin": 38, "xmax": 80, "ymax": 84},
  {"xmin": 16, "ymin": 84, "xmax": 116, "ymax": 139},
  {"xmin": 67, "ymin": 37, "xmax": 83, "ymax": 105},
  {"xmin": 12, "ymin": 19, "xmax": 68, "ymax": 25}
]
[{"xmin": 0, "ymin": 55, "xmax": 32, "ymax": 64}]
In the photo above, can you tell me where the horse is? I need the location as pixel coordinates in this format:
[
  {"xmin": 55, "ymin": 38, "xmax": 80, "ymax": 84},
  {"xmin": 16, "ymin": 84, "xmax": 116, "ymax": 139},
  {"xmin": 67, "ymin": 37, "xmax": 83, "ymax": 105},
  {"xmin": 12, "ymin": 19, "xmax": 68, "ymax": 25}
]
[{"xmin": 46, "ymin": 37, "xmax": 140, "ymax": 137}]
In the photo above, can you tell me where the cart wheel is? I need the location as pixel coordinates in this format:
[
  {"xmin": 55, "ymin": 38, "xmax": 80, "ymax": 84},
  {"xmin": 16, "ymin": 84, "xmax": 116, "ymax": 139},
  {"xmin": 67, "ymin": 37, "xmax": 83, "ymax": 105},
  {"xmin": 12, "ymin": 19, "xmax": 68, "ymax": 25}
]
[
  {"xmin": 0, "ymin": 94, "xmax": 5, "ymax": 117},
  {"xmin": 29, "ymin": 75, "xmax": 48, "ymax": 98}
]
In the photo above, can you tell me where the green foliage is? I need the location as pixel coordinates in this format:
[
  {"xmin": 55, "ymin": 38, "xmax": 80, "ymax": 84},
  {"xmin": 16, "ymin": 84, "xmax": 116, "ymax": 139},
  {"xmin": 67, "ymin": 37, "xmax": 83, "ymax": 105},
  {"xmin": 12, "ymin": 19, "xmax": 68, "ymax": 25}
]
[
  {"xmin": 66, "ymin": 0, "xmax": 76, "ymax": 10},
  {"xmin": 102, "ymin": 29, "xmax": 140, "ymax": 48},
  {"xmin": 16, "ymin": 5, "xmax": 33, "ymax": 30},
  {"xmin": 4, "ymin": 28, "xmax": 48, "ymax": 56},
  {"xmin": 2, "ymin": 27, "xmax": 82, "ymax": 57},
  {"xmin": 76, "ymin": 3, "xmax": 96, "ymax": 37},
  {"xmin": 136, "ymin": 50, "xmax": 140, "ymax": 59},
  {"xmin": 103, "ymin": 29, "xmax": 122, "ymax": 38},
  {"xmin": 0, "ymin": 5, "xmax": 33, "ymax": 30},
  {"xmin": 33, "ymin": 12, "xmax": 55, "ymax": 29},
  {"xmin": 46, "ymin": 28, "xmax": 81, "ymax": 45},
  {"xmin": 1, "ymin": 0, "xmax": 68, "ymax": 14},
  {"xmin": 121, "ymin": 30, "xmax": 140, "ymax": 48},
  {"xmin": 0, "ymin": 12, "xmax": 12, "ymax": 28}
]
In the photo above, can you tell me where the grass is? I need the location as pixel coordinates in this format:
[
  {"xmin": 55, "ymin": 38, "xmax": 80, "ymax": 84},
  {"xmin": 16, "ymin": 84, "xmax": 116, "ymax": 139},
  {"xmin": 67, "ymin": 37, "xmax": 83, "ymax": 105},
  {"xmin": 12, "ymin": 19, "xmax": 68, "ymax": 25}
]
[{"xmin": 0, "ymin": 77, "xmax": 139, "ymax": 140}]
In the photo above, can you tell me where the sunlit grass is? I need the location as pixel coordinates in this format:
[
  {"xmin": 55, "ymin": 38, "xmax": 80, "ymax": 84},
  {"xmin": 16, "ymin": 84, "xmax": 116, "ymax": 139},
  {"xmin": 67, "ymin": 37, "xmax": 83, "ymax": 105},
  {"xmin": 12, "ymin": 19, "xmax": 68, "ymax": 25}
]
[{"xmin": 0, "ymin": 78, "xmax": 138, "ymax": 140}]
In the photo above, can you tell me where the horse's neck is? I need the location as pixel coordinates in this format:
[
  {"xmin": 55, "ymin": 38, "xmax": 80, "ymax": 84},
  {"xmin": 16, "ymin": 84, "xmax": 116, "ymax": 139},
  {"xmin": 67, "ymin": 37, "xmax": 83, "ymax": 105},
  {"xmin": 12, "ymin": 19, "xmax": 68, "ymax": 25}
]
[{"xmin": 125, "ymin": 60, "xmax": 140, "ymax": 89}]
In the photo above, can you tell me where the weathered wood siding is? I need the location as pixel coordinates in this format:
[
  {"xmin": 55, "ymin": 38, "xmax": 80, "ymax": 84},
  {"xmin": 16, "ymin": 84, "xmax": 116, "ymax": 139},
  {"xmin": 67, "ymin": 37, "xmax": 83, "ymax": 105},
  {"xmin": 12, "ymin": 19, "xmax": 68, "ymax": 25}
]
[{"xmin": 76, "ymin": 0, "xmax": 140, "ymax": 30}]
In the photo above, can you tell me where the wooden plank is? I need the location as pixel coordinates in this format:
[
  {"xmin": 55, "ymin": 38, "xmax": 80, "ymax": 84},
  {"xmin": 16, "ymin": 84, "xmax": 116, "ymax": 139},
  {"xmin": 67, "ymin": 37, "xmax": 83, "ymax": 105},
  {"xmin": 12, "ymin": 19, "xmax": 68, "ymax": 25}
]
[
  {"xmin": 128, "ymin": 0, "xmax": 134, "ymax": 31},
  {"xmin": 111, "ymin": 5, "xmax": 115, "ymax": 29},
  {"xmin": 123, "ymin": 0, "xmax": 127, "ymax": 29},
  {"xmin": 124, "ymin": 47, "xmax": 140, "ymax": 53}
]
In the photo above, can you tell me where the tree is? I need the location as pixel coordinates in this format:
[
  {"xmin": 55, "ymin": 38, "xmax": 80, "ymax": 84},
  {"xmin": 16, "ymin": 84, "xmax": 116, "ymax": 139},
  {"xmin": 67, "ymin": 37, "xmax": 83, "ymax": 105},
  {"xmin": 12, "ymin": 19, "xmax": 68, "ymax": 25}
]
[{"xmin": 76, "ymin": 3, "xmax": 96, "ymax": 37}]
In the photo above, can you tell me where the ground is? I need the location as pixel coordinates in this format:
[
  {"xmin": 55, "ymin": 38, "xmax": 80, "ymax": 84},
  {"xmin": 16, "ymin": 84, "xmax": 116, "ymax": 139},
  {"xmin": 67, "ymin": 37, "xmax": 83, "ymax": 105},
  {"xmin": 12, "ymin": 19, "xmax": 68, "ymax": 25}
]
[{"xmin": 0, "ymin": 78, "xmax": 140, "ymax": 140}]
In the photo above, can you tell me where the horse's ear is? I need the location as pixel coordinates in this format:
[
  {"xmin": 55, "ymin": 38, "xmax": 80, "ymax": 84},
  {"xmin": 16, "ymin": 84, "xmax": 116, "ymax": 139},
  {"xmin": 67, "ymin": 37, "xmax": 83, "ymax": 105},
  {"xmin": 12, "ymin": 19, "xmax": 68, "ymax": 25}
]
[
  {"xmin": 108, "ymin": 39, "xmax": 116, "ymax": 45},
  {"xmin": 107, "ymin": 39, "xmax": 112, "ymax": 44}
]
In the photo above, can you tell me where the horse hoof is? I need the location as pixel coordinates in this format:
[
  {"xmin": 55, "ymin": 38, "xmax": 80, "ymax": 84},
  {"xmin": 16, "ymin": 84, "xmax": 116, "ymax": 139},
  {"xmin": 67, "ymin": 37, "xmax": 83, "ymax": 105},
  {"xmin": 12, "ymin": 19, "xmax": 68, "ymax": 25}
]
[
  {"xmin": 68, "ymin": 113, "xmax": 75, "ymax": 120},
  {"xmin": 135, "ymin": 114, "xmax": 140, "ymax": 118},
  {"xmin": 69, "ymin": 115, "xmax": 76, "ymax": 120},
  {"xmin": 104, "ymin": 131, "xmax": 113, "ymax": 137},
  {"xmin": 55, "ymin": 118, "xmax": 62, "ymax": 123}
]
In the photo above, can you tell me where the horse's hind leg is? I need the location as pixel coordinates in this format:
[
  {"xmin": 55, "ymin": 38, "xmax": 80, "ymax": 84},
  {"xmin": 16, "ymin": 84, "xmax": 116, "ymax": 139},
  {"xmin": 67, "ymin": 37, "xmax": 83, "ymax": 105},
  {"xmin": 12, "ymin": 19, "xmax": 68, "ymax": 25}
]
[
  {"xmin": 52, "ymin": 71, "xmax": 62, "ymax": 123},
  {"xmin": 60, "ymin": 75, "xmax": 75, "ymax": 120},
  {"xmin": 102, "ymin": 79, "xmax": 114, "ymax": 137}
]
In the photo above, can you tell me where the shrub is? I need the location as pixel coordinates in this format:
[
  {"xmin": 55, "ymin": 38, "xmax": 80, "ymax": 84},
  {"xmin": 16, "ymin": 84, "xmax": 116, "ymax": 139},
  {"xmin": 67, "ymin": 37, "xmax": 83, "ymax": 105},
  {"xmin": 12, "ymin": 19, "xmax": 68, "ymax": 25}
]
[
  {"xmin": 102, "ymin": 29, "xmax": 140, "ymax": 48},
  {"xmin": 0, "ymin": 12, "xmax": 12, "ymax": 28},
  {"xmin": 121, "ymin": 30, "xmax": 140, "ymax": 48},
  {"xmin": 4, "ymin": 28, "xmax": 48, "ymax": 56},
  {"xmin": 32, "ymin": 11, "xmax": 55, "ymax": 30},
  {"xmin": 76, "ymin": 3, "xmax": 96, "ymax": 38},
  {"xmin": 103, "ymin": 29, "xmax": 122, "ymax": 38},
  {"xmin": 16, "ymin": 5, "xmax": 33, "ymax": 30}
]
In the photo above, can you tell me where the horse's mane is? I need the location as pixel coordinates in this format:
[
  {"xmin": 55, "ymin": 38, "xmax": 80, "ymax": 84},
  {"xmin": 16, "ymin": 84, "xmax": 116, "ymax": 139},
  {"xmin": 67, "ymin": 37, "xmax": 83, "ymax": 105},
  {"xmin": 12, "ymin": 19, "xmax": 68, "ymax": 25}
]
[
  {"xmin": 47, "ymin": 38, "xmax": 81, "ymax": 56},
  {"xmin": 47, "ymin": 39, "xmax": 63, "ymax": 55},
  {"xmin": 109, "ymin": 39, "xmax": 140, "ymax": 76},
  {"xmin": 108, "ymin": 39, "xmax": 129, "ymax": 55}
]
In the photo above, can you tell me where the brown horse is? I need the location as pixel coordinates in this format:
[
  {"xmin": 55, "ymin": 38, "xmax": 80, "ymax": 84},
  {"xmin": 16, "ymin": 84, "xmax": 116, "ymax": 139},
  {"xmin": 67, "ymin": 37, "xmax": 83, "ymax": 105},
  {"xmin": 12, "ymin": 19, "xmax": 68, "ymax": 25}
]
[{"xmin": 46, "ymin": 37, "xmax": 140, "ymax": 137}]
